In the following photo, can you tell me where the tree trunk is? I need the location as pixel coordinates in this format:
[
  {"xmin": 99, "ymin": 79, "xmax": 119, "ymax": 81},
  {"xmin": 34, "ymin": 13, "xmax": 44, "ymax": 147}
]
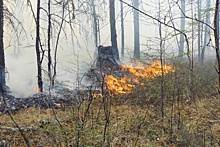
[
  {"xmin": 197, "ymin": 0, "xmax": 201, "ymax": 61},
  {"xmin": 214, "ymin": 0, "xmax": 220, "ymax": 89},
  {"xmin": 133, "ymin": 0, "xmax": 140, "ymax": 59},
  {"xmin": 52, "ymin": 0, "xmax": 66, "ymax": 86},
  {"xmin": 201, "ymin": 0, "xmax": 211, "ymax": 64},
  {"xmin": 158, "ymin": 0, "xmax": 164, "ymax": 119},
  {"xmin": 0, "ymin": 0, "xmax": 5, "ymax": 95},
  {"xmin": 109, "ymin": 0, "xmax": 120, "ymax": 62},
  {"xmin": 92, "ymin": 0, "xmax": 98, "ymax": 47},
  {"xmin": 36, "ymin": 0, "xmax": 43, "ymax": 92},
  {"xmin": 120, "ymin": 1, "xmax": 124, "ymax": 59},
  {"xmin": 179, "ymin": 0, "xmax": 185, "ymax": 57},
  {"xmin": 48, "ymin": 0, "xmax": 52, "ymax": 85}
]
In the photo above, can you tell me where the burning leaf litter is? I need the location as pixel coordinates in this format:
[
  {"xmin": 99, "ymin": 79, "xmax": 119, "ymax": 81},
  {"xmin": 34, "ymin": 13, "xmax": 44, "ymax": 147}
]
[{"xmin": 104, "ymin": 61, "xmax": 174, "ymax": 95}]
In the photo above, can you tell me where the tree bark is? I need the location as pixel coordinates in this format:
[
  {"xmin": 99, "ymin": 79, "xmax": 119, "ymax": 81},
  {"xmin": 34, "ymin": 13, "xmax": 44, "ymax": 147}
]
[
  {"xmin": 120, "ymin": 1, "xmax": 124, "ymax": 59},
  {"xmin": 36, "ymin": 0, "xmax": 43, "ymax": 92},
  {"xmin": 214, "ymin": 0, "xmax": 220, "ymax": 89},
  {"xmin": 197, "ymin": 0, "xmax": 201, "ymax": 61},
  {"xmin": 133, "ymin": 0, "xmax": 140, "ymax": 59},
  {"xmin": 109, "ymin": 0, "xmax": 120, "ymax": 62},
  {"xmin": 201, "ymin": 0, "xmax": 211, "ymax": 64},
  {"xmin": 0, "ymin": 0, "xmax": 5, "ymax": 94},
  {"xmin": 92, "ymin": 0, "xmax": 98, "ymax": 47},
  {"xmin": 179, "ymin": 0, "xmax": 185, "ymax": 57},
  {"xmin": 48, "ymin": 0, "xmax": 52, "ymax": 85}
]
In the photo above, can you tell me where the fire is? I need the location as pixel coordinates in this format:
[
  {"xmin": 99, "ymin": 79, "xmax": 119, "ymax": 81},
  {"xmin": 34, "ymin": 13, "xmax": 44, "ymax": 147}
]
[
  {"xmin": 105, "ymin": 61, "xmax": 174, "ymax": 95},
  {"xmin": 37, "ymin": 88, "xmax": 41, "ymax": 93},
  {"xmin": 105, "ymin": 75, "xmax": 135, "ymax": 94}
]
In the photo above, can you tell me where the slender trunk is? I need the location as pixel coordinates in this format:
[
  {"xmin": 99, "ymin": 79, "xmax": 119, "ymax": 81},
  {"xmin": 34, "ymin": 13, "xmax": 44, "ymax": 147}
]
[
  {"xmin": 36, "ymin": 0, "xmax": 43, "ymax": 92},
  {"xmin": 198, "ymin": 0, "xmax": 201, "ymax": 61},
  {"xmin": 48, "ymin": 0, "xmax": 52, "ymax": 85},
  {"xmin": 109, "ymin": 0, "xmax": 120, "ymax": 62},
  {"xmin": 67, "ymin": 1, "xmax": 75, "ymax": 54},
  {"xmin": 201, "ymin": 0, "xmax": 211, "ymax": 64},
  {"xmin": 133, "ymin": 0, "xmax": 140, "ymax": 59},
  {"xmin": 179, "ymin": 0, "xmax": 185, "ymax": 57},
  {"xmin": 120, "ymin": 1, "xmax": 124, "ymax": 59},
  {"xmin": 92, "ymin": 0, "xmax": 98, "ymax": 47},
  {"xmin": 0, "ymin": 0, "xmax": 5, "ymax": 96},
  {"xmin": 52, "ymin": 0, "xmax": 65, "ymax": 86},
  {"xmin": 158, "ymin": 1, "xmax": 164, "ymax": 119},
  {"xmin": 214, "ymin": 0, "xmax": 220, "ymax": 89},
  {"xmin": 216, "ymin": 0, "xmax": 220, "ymax": 57}
]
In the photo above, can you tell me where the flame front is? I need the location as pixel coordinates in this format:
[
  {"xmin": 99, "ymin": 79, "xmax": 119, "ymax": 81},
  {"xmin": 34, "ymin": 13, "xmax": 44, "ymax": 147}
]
[
  {"xmin": 37, "ymin": 88, "xmax": 41, "ymax": 93},
  {"xmin": 105, "ymin": 61, "xmax": 173, "ymax": 95}
]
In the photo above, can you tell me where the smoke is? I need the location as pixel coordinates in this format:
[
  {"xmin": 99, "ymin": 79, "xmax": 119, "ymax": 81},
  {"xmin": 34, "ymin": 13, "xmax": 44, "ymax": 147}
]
[
  {"xmin": 6, "ymin": 48, "xmax": 37, "ymax": 97},
  {"xmin": 5, "ymin": 38, "xmax": 96, "ymax": 98}
]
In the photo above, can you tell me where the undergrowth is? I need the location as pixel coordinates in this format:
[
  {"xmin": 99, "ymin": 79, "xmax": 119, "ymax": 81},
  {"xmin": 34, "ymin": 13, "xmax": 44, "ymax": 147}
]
[{"xmin": 0, "ymin": 61, "xmax": 220, "ymax": 147}]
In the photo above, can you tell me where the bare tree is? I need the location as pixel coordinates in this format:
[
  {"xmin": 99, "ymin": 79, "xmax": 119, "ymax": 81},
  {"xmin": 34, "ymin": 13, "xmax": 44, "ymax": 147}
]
[
  {"xmin": 109, "ymin": 0, "xmax": 120, "ymax": 62},
  {"xmin": 179, "ymin": 0, "xmax": 186, "ymax": 57},
  {"xmin": 214, "ymin": 0, "xmax": 220, "ymax": 89},
  {"xmin": 197, "ymin": 0, "xmax": 201, "ymax": 61},
  {"xmin": 48, "ymin": 0, "xmax": 52, "ymax": 86},
  {"xmin": 92, "ymin": 0, "xmax": 99, "ymax": 47},
  {"xmin": 35, "ymin": 0, "xmax": 43, "ymax": 92},
  {"xmin": 0, "ymin": 0, "xmax": 5, "ymax": 95},
  {"xmin": 133, "ymin": 0, "xmax": 140, "ymax": 59},
  {"xmin": 158, "ymin": 0, "xmax": 165, "ymax": 119},
  {"xmin": 120, "ymin": 0, "xmax": 125, "ymax": 59},
  {"xmin": 201, "ymin": 0, "xmax": 211, "ymax": 64}
]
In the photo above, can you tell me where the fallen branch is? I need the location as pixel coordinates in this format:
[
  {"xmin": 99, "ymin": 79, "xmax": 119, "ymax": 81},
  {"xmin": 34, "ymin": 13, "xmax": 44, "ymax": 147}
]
[{"xmin": 0, "ymin": 126, "xmax": 38, "ymax": 132}]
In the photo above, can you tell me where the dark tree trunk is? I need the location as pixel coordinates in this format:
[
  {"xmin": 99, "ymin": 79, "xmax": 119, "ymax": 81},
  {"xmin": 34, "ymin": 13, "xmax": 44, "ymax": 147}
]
[
  {"xmin": 0, "ymin": 0, "xmax": 5, "ymax": 94},
  {"xmin": 48, "ymin": 0, "xmax": 52, "ymax": 84},
  {"xmin": 214, "ymin": 0, "xmax": 220, "ymax": 89},
  {"xmin": 36, "ymin": 0, "xmax": 43, "ymax": 92},
  {"xmin": 109, "ymin": 0, "xmax": 120, "ymax": 62}
]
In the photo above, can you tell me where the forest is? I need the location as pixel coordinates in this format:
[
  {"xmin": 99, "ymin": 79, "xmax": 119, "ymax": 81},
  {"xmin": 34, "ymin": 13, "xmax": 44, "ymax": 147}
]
[{"xmin": 0, "ymin": 0, "xmax": 220, "ymax": 146}]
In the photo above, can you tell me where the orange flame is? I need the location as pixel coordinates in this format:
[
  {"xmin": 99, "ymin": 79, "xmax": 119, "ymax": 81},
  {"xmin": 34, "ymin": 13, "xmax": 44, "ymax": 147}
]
[
  {"xmin": 105, "ymin": 61, "xmax": 174, "ymax": 95},
  {"xmin": 37, "ymin": 88, "xmax": 41, "ymax": 93}
]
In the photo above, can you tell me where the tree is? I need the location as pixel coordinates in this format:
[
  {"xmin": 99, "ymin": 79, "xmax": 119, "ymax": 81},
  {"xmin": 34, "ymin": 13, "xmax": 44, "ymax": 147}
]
[
  {"xmin": 92, "ymin": 0, "xmax": 99, "ymax": 47},
  {"xmin": 214, "ymin": 0, "xmax": 220, "ymax": 89},
  {"xmin": 36, "ymin": 0, "xmax": 43, "ymax": 92},
  {"xmin": 0, "ymin": 0, "xmax": 5, "ymax": 94},
  {"xmin": 201, "ymin": 0, "xmax": 211, "ymax": 64},
  {"xmin": 109, "ymin": 0, "xmax": 120, "ymax": 62},
  {"xmin": 48, "ymin": 0, "xmax": 52, "ymax": 86},
  {"xmin": 120, "ymin": 0, "xmax": 125, "ymax": 59},
  {"xmin": 179, "ymin": 0, "xmax": 185, "ymax": 57},
  {"xmin": 133, "ymin": 0, "xmax": 140, "ymax": 59},
  {"xmin": 197, "ymin": 0, "xmax": 201, "ymax": 61}
]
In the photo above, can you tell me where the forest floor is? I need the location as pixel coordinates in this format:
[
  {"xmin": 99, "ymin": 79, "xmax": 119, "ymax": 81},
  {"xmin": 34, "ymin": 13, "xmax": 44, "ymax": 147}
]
[{"xmin": 0, "ymin": 61, "xmax": 220, "ymax": 146}]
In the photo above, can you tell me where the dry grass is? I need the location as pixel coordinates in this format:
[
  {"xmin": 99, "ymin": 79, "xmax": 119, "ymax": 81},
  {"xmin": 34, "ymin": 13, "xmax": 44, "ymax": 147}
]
[
  {"xmin": 0, "ymin": 95, "xmax": 219, "ymax": 146},
  {"xmin": 0, "ymin": 61, "xmax": 220, "ymax": 146}
]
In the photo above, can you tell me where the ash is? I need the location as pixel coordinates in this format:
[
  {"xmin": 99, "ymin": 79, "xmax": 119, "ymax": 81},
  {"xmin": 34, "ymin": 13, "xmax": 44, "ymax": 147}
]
[{"xmin": 0, "ymin": 86, "xmax": 93, "ymax": 114}]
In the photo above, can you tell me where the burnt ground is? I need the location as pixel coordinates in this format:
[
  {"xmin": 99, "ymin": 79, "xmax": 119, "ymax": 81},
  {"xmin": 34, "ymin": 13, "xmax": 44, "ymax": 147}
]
[
  {"xmin": 0, "ymin": 87, "xmax": 93, "ymax": 114},
  {"xmin": 0, "ymin": 46, "xmax": 149, "ymax": 114}
]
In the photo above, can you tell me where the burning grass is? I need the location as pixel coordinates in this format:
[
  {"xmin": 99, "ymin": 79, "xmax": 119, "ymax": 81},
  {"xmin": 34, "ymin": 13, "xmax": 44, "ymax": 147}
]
[{"xmin": 104, "ymin": 61, "xmax": 174, "ymax": 95}]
